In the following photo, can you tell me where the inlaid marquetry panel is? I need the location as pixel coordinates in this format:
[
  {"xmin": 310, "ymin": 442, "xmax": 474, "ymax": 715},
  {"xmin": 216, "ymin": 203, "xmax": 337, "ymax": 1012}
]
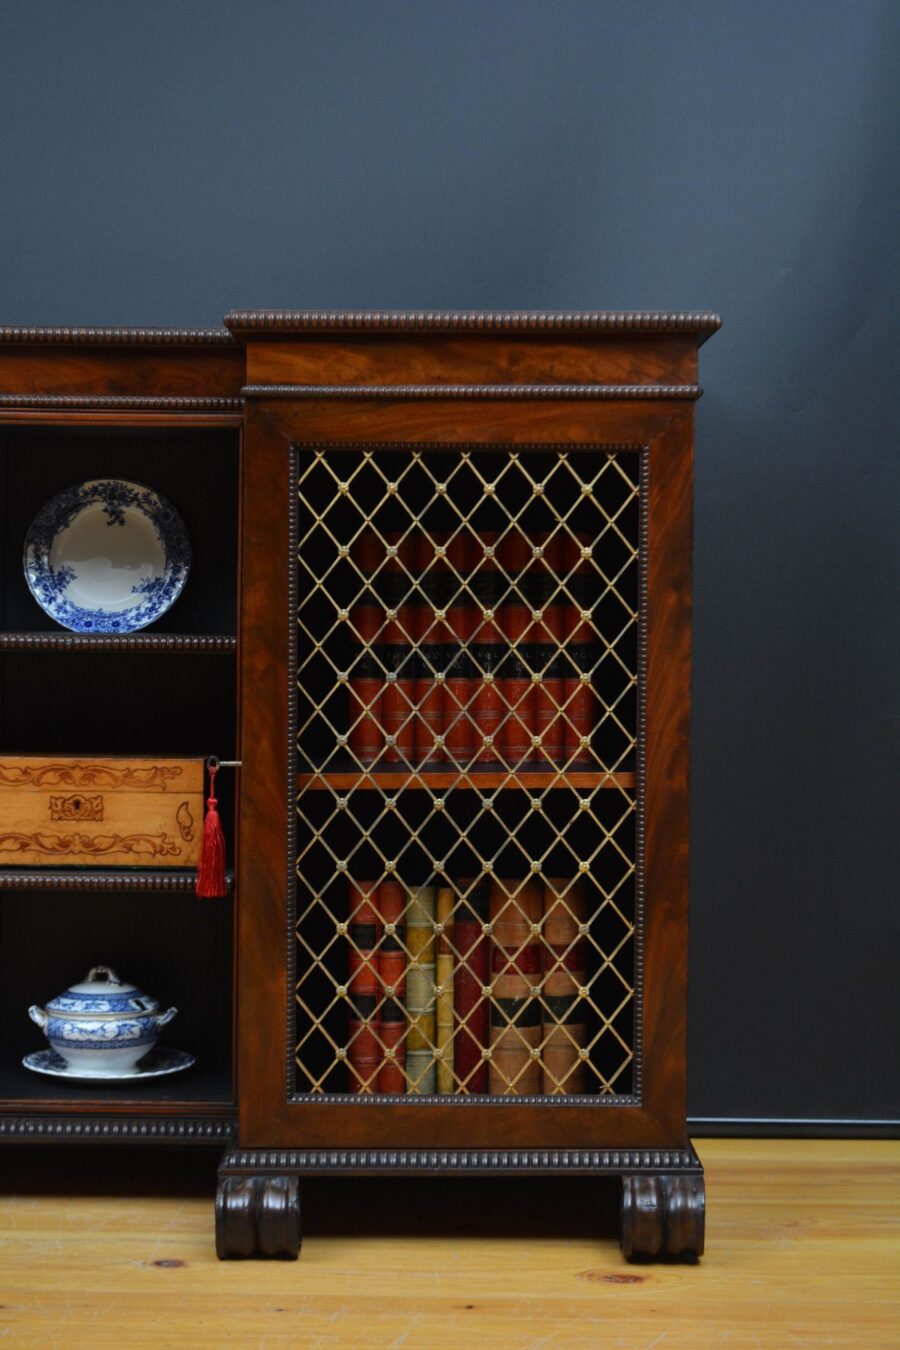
[{"xmin": 0, "ymin": 755, "xmax": 204, "ymax": 867}]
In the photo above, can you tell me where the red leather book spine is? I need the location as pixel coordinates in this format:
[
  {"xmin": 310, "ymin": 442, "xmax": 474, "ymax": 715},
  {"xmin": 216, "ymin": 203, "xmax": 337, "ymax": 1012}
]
[
  {"xmin": 380, "ymin": 531, "xmax": 415, "ymax": 764},
  {"xmin": 564, "ymin": 533, "xmax": 595, "ymax": 766},
  {"xmin": 489, "ymin": 878, "xmax": 543, "ymax": 1094},
  {"xmin": 532, "ymin": 533, "xmax": 566, "ymax": 766},
  {"xmin": 499, "ymin": 528, "xmax": 534, "ymax": 768},
  {"xmin": 346, "ymin": 880, "xmax": 381, "ymax": 1092},
  {"xmin": 413, "ymin": 530, "xmax": 447, "ymax": 766},
  {"xmin": 348, "ymin": 528, "xmax": 383, "ymax": 765},
  {"xmin": 376, "ymin": 879, "xmax": 407, "ymax": 1093},
  {"xmin": 471, "ymin": 532, "xmax": 504, "ymax": 765},
  {"xmin": 443, "ymin": 530, "xmax": 475, "ymax": 766},
  {"xmin": 452, "ymin": 877, "xmax": 489, "ymax": 1092},
  {"xmin": 378, "ymin": 999, "xmax": 407, "ymax": 1094}
]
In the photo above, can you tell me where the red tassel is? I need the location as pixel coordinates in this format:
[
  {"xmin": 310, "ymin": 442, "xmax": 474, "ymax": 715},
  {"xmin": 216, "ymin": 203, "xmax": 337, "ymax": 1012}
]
[{"xmin": 195, "ymin": 763, "xmax": 227, "ymax": 898}]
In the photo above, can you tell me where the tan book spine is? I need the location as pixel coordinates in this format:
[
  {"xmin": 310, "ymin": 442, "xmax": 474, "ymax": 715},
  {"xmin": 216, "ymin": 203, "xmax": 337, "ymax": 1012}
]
[
  {"xmin": 405, "ymin": 884, "xmax": 436, "ymax": 1093},
  {"xmin": 542, "ymin": 878, "xmax": 587, "ymax": 1093},
  {"xmin": 435, "ymin": 885, "xmax": 455, "ymax": 1093},
  {"xmin": 489, "ymin": 878, "xmax": 543, "ymax": 1095},
  {"xmin": 405, "ymin": 1049, "xmax": 435, "ymax": 1094}
]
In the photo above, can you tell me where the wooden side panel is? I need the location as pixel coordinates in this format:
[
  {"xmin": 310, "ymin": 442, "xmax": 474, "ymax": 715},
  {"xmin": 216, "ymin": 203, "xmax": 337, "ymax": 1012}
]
[
  {"xmin": 237, "ymin": 403, "xmax": 292, "ymax": 1143},
  {"xmin": 0, "ymin": 755, "xmax": 203, "ymax": 867},
  {"xmin": 641, "ymin": 413, "xmax": 694, "ymax": 1141}
]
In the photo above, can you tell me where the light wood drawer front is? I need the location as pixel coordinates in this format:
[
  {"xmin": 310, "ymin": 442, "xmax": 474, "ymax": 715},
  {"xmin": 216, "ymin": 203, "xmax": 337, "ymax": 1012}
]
[{"xmin": 0, "ymin": 757, "xmax": 203, "ymax": 867}]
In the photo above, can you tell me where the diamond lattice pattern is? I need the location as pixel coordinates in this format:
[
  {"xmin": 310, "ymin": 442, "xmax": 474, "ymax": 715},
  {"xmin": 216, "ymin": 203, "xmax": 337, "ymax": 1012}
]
[{"xmin": 294, "ymin": 447, "xmax": 639, "ymax": 1096}]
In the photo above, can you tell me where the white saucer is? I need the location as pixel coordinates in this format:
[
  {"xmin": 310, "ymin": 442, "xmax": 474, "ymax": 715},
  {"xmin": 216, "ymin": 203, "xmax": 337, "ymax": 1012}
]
[{"xmin": 23, "ymin": 1046, "xmax": 196, "ymax": 1083}]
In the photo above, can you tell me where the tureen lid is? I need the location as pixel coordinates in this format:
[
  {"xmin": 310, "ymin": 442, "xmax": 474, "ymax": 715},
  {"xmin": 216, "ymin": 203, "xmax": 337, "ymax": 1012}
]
[
  {"xmin": 65, "ymin": 965, "xmax": 140, "ymax": 996},
  {"xmin": 44, "ymin": 965, "xmax": 160, "ymax": 1016}
]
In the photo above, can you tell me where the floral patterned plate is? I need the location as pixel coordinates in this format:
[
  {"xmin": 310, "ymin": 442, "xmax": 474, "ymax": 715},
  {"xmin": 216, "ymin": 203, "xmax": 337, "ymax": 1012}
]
[
  {"xmin": 23, "ymin": 1046, "xmax": 196, "ymax": 1082},
  {"xmin": 23, "ymin": 479, "xmax": 191, "ymax": 632}
]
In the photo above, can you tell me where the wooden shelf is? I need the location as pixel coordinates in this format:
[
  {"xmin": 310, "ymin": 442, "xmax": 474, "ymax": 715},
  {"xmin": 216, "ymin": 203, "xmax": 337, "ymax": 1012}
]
[
  {"xmin": 0, "ymin": 1060, "xmax": 235, "ymax": 1111},
  {"xmin": 0, "ymin": 633, "xmax": 237, "ymax": 653},
  {"xmin": 0, "ymin": 869, "xmax": 234, "ymax": 893},
  {"xmin": 297, "ymin": 768, "xmax": 635, "ymax": 791}
]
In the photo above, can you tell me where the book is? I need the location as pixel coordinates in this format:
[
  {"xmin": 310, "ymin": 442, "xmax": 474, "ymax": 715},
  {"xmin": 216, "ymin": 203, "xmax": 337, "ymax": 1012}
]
[
  {"xmin": 379, "ymin": 998, "xmax": 407, "ymax": 1094},
  {"xmin": 499, "ymin": 528, "xmax": 534, "ymax": 767},
  {"xmin": 443, "ymin": 530, "xmax": 474, "ymax": 766},
  {"xmin": 563, "ymin": 532, "xmax": 596, "ymax": 766},
  {"xmin": 414, "ymin": 530, "xmax": 447, "ymax": 766},
  {"xmin": 471, "ymin": 532, "xmax": 504, "ymax": 764},
  {"xmin": 376, "ymin": 879, "xmax": 407, "ymax": 1093},
  {"xmin": 453, "ymin": 876, "xmax": 490, "ymax": 1092},
  {"xmin": 348, "ymin": 529, "xmax": 383, "ymax": 764},
  {"xmin": 531, "ymin": 532, "xmax": 566, "ymax": 766},
  {"xmin": 488, "ymin": 878, "xmax": 543, "ymax": 1094},
  {"xmin": 542, "ymin": 878, "xmax": 587, "ymax": 1093},
  {"xmin": 346, "ymin": 879, "xmax": 381, "ymax": 1092},
  {"xmin": 405, "ymin": 883, "xmax": 436, "ymax": 1093},
  {"xmin": 435, "ymin": 885, "xmax": 455, "ymax": 1092},
  {"xmin": 380, "ymin": 531, "xmax": 416, "ymax": 764}
]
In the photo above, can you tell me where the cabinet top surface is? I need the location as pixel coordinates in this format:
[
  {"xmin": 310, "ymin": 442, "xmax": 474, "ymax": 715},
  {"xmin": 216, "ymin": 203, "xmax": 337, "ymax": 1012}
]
[
  {"xmin": 225, "ymin": 309, "xmax": 722, "ymax": 340},
  {"xmin": 0, "ymin": 313, "xmax": 722, "ymax": 349}
]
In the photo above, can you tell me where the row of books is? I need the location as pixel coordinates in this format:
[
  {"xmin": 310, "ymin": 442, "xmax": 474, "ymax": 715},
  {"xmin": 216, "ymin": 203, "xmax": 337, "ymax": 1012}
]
[
  {"xmin": 345, "ymin": 877, "xmax": 588, "ymax": 1095},
  {"xmin": 345, "ymin": 527, "xmax": 598, "ymax": 767}
]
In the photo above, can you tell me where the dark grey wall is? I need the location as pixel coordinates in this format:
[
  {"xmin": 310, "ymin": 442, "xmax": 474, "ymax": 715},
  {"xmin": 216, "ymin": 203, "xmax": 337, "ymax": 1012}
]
[{"xmin": 2, "ymin": 0, "xmax": 897, "ymax": 1124}]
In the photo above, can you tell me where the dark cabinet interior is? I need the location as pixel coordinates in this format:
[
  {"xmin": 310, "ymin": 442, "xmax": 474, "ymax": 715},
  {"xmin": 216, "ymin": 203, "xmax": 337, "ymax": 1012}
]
[{"xmin": 0, "ymin": 384, "xmax": 241, "ymax": 1131}]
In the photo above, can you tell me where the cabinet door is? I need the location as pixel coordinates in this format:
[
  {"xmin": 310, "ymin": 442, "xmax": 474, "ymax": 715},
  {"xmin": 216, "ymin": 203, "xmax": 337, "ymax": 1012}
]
[{"xmin": 237, "ymin": 399, "xmax": 693, "ymax": 1150}]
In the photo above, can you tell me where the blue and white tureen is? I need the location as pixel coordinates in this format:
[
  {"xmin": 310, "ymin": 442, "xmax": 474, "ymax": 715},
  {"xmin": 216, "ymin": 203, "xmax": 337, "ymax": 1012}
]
[{"xmin": 29, "ymin": 965, "xmax": 177, "ymax": 1075}]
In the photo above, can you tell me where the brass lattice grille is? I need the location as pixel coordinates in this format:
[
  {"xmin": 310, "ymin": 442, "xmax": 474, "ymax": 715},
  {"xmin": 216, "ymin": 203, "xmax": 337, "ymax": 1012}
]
[{"xmin": 293, "ymin": 446, "xmax": 640, "ymax": 1097}]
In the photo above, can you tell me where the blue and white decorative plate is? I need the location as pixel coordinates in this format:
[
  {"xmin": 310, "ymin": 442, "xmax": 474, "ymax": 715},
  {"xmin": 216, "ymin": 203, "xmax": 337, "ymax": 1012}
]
[
  {"xmin": 23, "ymin": 1046, "xmax": 196, "ymax": 1082},
  {"xmin": 24, "ymin": 479, "xmax": 191, "ymax": 633}
]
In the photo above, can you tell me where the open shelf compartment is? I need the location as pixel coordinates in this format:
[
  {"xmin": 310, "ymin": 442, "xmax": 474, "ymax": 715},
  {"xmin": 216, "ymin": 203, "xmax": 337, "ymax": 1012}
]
[{"xmin": 0, "ymin": 418, "xmax": 240, "ymax": 1122}]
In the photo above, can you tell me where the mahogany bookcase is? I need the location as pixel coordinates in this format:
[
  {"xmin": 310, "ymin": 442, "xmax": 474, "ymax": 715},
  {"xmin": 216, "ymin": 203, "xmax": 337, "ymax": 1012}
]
[{"xmin": 0, "ymin": 311, "xmax": 719, "ymax": 1263}]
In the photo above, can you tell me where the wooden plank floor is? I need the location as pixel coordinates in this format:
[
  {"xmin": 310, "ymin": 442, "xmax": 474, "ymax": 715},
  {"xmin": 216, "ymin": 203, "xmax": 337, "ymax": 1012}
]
[{"xmin": 0, "ymin": 1139, "xmax": 897, "ymax": 1348}]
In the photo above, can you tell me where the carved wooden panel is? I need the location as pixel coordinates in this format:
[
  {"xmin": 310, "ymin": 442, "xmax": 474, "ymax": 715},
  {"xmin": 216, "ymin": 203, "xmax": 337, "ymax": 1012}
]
[{"xmin": 0, "ymin": 755, "xmax": 203, "ymax": 866}]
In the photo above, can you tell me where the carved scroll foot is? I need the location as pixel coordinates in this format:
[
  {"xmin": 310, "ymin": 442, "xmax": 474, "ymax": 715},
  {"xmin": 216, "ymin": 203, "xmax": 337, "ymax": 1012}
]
[
  {"xmin": 620, "ymin": 1171, "xmax": 705, "ymax": 1261},
  {"xmin": 215, "ymin": 1174, "xmax": 301, "ymax": 1259}
]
